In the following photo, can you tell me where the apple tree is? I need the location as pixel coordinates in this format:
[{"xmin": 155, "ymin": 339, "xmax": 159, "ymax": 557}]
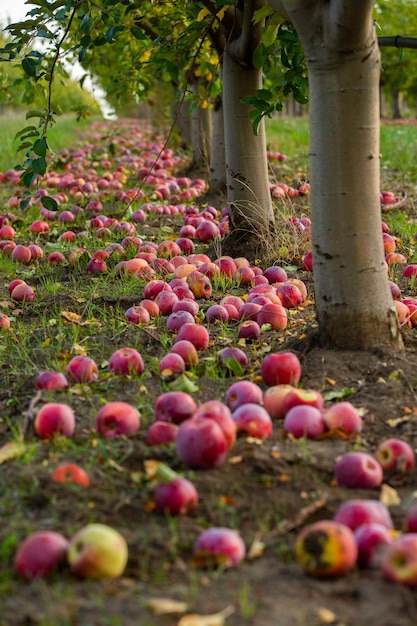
[{"xmin": 268, "ymin": 0, "xmax": 403, "ymax": 350}]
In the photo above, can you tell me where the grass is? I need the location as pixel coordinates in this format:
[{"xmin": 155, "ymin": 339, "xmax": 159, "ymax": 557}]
[
  {"xmin": 0, "ymin": 110, "xmax": 97, "ymax": 172},
  {"xmin": 266, "ymin": 114, "xmax": 417, "ymax": 182}
]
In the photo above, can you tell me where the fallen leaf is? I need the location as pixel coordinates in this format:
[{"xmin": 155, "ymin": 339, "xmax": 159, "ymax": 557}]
[
  {"xmin": 148, "ymin": 597, "xmax": 188, "ymax": 615},
  {"xmin": 386, "ymin": 416, "xmax": 410, "ymax": 427},
  {"xmin": 177, "ymin": 605, "xmax": 235, "ymax": 626},
  {"xmin": 71, "ymin": 343, "xmax": 87, "ymax": 356},
  {"xmin": 247, "ymin": 537, "xmax": 264, "ymax": 559},
  {"xmin": 317, "ymin": 607, "xmax": 337, "ymax": 624},
  {"xmin": 323, "ymin": 388, "xmax": 355, "ymax": 401},
  {"xmin": 0, "ymin": 440, "xmax": 26, "ymax": 464},
  {"xmin": 325, "ymin": 377, "xmax": 336, "ymax": 386},
  {"xmin": 228, "ymin": 455, "xmax": 243, "ymax": 464},
  {"xmin": 380, "ymin": 483, "xmax": 401, "ymax": 507},
  {"xmin": 61, "ymin": 311, "xmax": 83, "ymax": 324}
]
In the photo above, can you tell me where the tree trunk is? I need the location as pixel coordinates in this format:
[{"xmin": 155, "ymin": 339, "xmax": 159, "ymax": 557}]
[
  {"xmin": 391, "ymin": 89, "xmax": 403, "ymax": 119},
  {"xmin": 209, "ymin": 93, "xmax": 226, "ymax": 194},
  {"xmin": 270, "ymin": 0, "xmax": 402, "ymax": 351},
  {"xmin": 308, "ymin": 43, "xmax": 401, "ymax": 349},
  {"xmin": 222, "ymin": 50, "xmax": 275, "ymax": 257},
  {"xmin": 191, "ymin": 81, "xmax": 212, "ymax": 168}
]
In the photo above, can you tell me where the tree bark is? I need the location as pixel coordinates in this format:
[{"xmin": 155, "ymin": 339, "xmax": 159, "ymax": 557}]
[
  {"xmin": 270, "ymin": 0, "xmax": 403, "ymax": 350},
  {"xmin": 209, "ymin": 93, "xmax": 226, "ymax": 193},
  {"xmin": 191, "ymin": 81, "xmax": 212, "ymax": 168},
  {"xmin": 391, "ymin": 89, "xmax": 403, "ymax": 119},
  {"xmin": 222, "ymin": 49, "xmax": 275, "ymax": 255}
]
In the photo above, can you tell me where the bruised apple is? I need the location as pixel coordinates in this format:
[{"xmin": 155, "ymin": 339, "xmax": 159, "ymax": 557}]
[
  {"xmin": 374, "ymin": 437, "xmax": 415, "ymax": 473},
  {"xmin": 295, "ymin": 520, "xmax": 357, "ymax": 577},
  {"xmin": 382, "ymin": 534, "xmax": 417, "ymax": 587},
  {"xmin": 67, "ymin": 523, "xmax": 128, "ymax": 579}
]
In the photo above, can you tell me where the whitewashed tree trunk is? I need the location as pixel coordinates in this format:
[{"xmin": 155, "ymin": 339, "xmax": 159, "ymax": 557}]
[
  {"xmin": 222, "ymin": 48, "xmax": 274, "ymax": 246},
  {"xmin": 271, "ymin": 0, "xmax": 402, "ymax": 350},
  {"xmin": 191, "ymin": 81, "xmax": 212, "ymax": 167},
  {"xmin": 210, "ymin": 93, "xmax": 226, "ymax": 193}
]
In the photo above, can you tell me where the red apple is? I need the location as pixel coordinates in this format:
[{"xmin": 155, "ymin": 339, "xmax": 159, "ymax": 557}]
[
  {"xmin": 261, "ymin": 352, "xmax": 301, "ymax": 386},
  {"xmin": 154, "ymin": 476, "xmax": 198, "ymax": 515},
  {"xmin": 52, "ymin": 463, "xmax": 90, "ymax": 487},
  {"xmin": 334, "ymin": 452, "xmax": 383, "ymax": 489},
  {"xmin": 283, "ymin": 405, "xmax": 326, "ymax": 439},
  {"xmin": 146, "ymin": 421, "xmax": 179, "ymax": 446},
  {"xmin": 96, "ymin": 401, "xmax": 140, "ymax": 437},
  {"xmin": 193, "ymin": 527, "xmax": 246, "ymax": 567},
  {"xmin": 11, "ymin": 283, "xmax": 35, "ymax": 302},
  {"xmin": 176, "ymin": 416, "xmax": 229, "ymax": 469},
  {"xmin": 232, "ymin": 403, "xmax": 272, "ymax": 439},
  {"xmin": 238, "ymin": 320, "xmax": 261, "ymax": 340},
  {"xmin": 323, "ymin": 401, "xmax": 363, "ymax": 434},
  {"xmin": 257, "ymin": 303, "xmax": 288, "ymax": 330},
  {"xmin": 155, "ymin": 391, "xmax": 197, "ymax": 424},
  {"xmin": 159, "ymin": 352, "xmax": 186, "ymax": 377},
  {"xmin": 14, "ymin": 531, "xmax": 69, "ymax": 580},
  {"xmin": 67, "ymin": 523, "xmax": 128, "ymax": 579},
  {"xmin": 218, "ymin": 347, "xmax": 248, "ymax": 373},
  {"xmin": 225, "ymin": 381, "xmax": 263, "ymax": 411},
  {"xmin": 34, "ymin": 402, "xmax": 75, "ymax": 438},
  {"xmin": 374, "ymin": 437, "xmax": 415, "ymax": 473},
  {"xmin": 66, "ymin": 355, "xmax": 99, "ymax": 383},
  {"xmin": 281, "ymin": 388, "xmax": 324, "ymax": 414},
  {"xmin": 354, "ymin": 522, "xmax": 394, "ymax": 568},
  {"xmin": 176, "ymin": 323, "xmax": 209, "ymax": 351},
  {"xmin": 108, "ymin": 347, "xmax": 144, "ymax": 376},
  {"xmin": 263, "ymin": 384, "xmax": 294, "ymax": 420},
  {"xmin": 35, "ymin": 371, "xmax": 69, "ymax": 391},
  {"xmin": 170, "ymin": 339, "xmax": 199, "ymax": 367},
  {"xmin": 125, "ymin": 306, "xmax": 151, "ymax": 325},
  {"xmin": 193, "ymin": 400, "xmax": 236, "ymax": 449},
  {"xmin": 334, "ymin": 499, "xmax": 393, "ymax": 531}
]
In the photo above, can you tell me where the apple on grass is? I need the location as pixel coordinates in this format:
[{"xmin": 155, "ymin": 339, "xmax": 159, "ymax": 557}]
[
  {"xmin": 65, "ymin": 355, "xmax": 99, "ymax": 383},
  {"xmin": 67, "ymin": 523, "xmax": 128, "ymax": 579},
  {"xmin": 15, "ymin": 531, "xmax": 69, "ymax": 580},
  {"xmin": 334, "ymin": 452, "xmax": 383, "ymax": 489},
  {"xmin": 35, "ymin": 370, "xmax": 68, "ymax": 390},
  {"xmin": 154, "ymin": 476, "xmax": 198, "ymax": 515},
  {"xmin": 155, "ymin": 391, "xmax": 197, "ymax": 424},
  {"xmin": 108, "ymin": 347, "xmax": 144, "ymax": 376},
  {"xmin": 176, "ymin": 416, "xmax": 229, "ymax": 469},
  {"xmin": 193, "ymin": 527, "xmax": 246, "ymax": 568},
  {"xmin": 34, "ymin": 403, "xmax": 75, "ymax": 438},
  {"xmin": 52, "ymin": 463, "xmax": 90, "ymax": 487},
  {"xmin": 96, "ymin": 401, "xmax": 140, "ymax": 437},
  {"xmin": 193, "ymin": 400, "xmax": 237, "ymax": 449},
  {"xmin": 225, "ymin": 380, "xmax": 263, "ymax": 411},
  {"xmin": 146, "ymin": 421, "xmax": 179, "ymax": 446},
  {"xmin": 295, "ymin": 520, "xmax": 357, "ymax": 578}
]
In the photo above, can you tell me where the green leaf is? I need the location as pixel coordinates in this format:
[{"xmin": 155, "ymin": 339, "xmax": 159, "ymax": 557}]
[
  {"xmin": 262, "ymin": 24, "xmax": 278, "ymax": 47},
  {"xmin": 31, "ymin": 157, "xmax": 47, "ymax": 175},
  {"xmin": 131, "ymin": 26, "xmax": 146, "ymax": 40},
  {"xmin": 80, "ymin": 13, "xmax": 92, "ymax": 33},
  {"xmin": 253, "ymin": 44, "xmax": 267, "ymax": 69},
  {"xmin": 220, "ymin": 358, "xmax": 244, "ymax": 376},
  {"xmin": 22, "ymin": 57, "xmax": 38, "ymax": 77},
  {"xmin": 253, "ymin": 4, "xmax": 276, "ymax": 24},
  {"xmin": 26, "ymin": 110, "xmax": 45, "ymax": 119},
  {"xmin": 14, "ymin": 125, "xmax": 37, "ymax": 140},
  {"xmin": 41, "ymin": 196, "xmax": 58, "ymax": 211},
  {"xmin": 324, "ymin": 388, "xmax": 355, "ymax": 401},
  {"xmin": 33, "ymin": 137, "xmax": 48, "ymax": 157}
]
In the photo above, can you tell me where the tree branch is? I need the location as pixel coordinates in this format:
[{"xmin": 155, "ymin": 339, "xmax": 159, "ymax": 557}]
[{"xmin": 379, "ymin": 35, "xmax": 417, "ymax": 49}]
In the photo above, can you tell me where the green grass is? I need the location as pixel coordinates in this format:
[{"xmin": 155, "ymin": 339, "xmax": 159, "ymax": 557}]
[
  {"xmin": 0, "ymin": 110, "xmax": 98, "ymax": 172},
  {"xmin": 266, "ymin": 114, "xmax": 417, "ymax": 182}
]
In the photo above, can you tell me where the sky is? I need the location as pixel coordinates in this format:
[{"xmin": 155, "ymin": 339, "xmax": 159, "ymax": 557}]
[
  {"xmin": 0, "ymin": 0, "xmax": 113, "ymax": 116},
  {"xmin": 0, "ymin": 0, "xmax": 29, "ymax": 26}
]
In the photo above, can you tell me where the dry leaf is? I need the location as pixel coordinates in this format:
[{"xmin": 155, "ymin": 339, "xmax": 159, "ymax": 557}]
[
  {"xmin": 177, "ymin": 605, "xmax": 234, "ymax": 626},
  {"xmin": 0, "ymin": 440, "xmax": 26, "ymax": 464},
  {"xmin": 247, "ymin": 537, "xmax": 265, "ymax": 560},
  {"xmin": 144, "ymin": 459, "xmax": 160, "ymax": 480},
  {"xmin": 61, "ymin": 311, "xmax": 83, "ymax": 324},
  {"xmin": 380, "ymin": 483, "xmax": 401, "ymax": 507},
  {"xmin": 386, "ymin": 416, "xmax": 410, "ymax": 427},
  {"xmin": 325, "ymin": 377, "xmax": 336, "ymax": 386},
  {"xmin": 71, "ymin": 343, "xmax": 87, "ymax": 355},
  {"xmin": 148, "ymin": 597, "xmax": 188, "ymax": 615},
  {"xmin": 228, "ymin": 455, "xmax": 243, "ymax": 465},
  {"xmin": 316, "ymin": 607, "xmax": 337, "ymax": 624}
]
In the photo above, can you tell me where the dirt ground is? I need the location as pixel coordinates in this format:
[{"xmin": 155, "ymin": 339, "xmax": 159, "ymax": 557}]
[{"xmin": 2, "ymin": 328, "xmax": 417, "ymax": 626}]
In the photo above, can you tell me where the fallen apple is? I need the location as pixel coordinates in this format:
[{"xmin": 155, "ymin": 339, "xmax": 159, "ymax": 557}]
[
  {"xmin": 295, "ymin": 520, "xmax": 357, "ymax": 577},
  {"xmin": 14, "ymin": 531, "xmax": 69, "ymax": 580},
  {"xmin": 67, "ymin": 523, "xmax": 128, "ymax": 579}
]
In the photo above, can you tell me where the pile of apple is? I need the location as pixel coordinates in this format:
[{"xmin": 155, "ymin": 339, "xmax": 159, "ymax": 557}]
[{"xmin": 295, "ymin": 496, "xmax": 417, "ymax": 587}]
